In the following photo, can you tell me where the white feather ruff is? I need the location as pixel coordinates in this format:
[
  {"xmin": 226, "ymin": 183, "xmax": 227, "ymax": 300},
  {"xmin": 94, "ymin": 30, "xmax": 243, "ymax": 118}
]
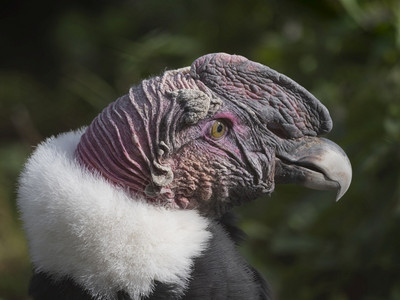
[{"xmin": 17, "ymin": 130, "xmax": 211, "ymax": 300}]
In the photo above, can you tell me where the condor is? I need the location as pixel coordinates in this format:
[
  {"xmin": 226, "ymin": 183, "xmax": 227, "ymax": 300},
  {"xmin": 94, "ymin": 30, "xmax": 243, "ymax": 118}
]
[{"xmin": 18, "ymin": 53, "xmax": 351, "ymax": 300}]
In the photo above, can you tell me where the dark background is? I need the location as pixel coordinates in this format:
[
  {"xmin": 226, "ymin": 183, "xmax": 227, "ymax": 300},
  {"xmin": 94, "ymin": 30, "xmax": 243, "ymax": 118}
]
[{"xmin": 1, "ymin": 0, "xmax": 399, "ymax": 299}]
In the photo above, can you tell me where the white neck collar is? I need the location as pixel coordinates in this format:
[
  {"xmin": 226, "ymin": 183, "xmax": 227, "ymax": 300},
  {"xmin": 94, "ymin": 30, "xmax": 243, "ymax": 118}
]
[{"xmin": 18, "ymin": 130, "xmax": 211, "ymax": 299}]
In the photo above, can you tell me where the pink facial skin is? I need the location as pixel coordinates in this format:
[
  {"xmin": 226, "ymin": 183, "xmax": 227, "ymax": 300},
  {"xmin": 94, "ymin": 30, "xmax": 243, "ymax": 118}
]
[
  {"xmin": 75, "ymin": 52, "xmax": 336, "ymax": 216},
  {"xmin": 200, "ymin": 111, "xmax": 247, "ymax": 160}
]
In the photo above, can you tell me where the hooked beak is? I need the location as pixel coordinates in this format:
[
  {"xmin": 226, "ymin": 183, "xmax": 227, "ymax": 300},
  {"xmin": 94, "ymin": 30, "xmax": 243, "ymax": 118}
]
[{"xmin": 274, "ymin": 137, "xmax": 352, "ymax": 201}]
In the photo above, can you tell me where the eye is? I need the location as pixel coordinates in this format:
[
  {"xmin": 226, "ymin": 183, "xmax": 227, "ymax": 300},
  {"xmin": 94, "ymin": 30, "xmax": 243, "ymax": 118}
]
[{"xmin": 210, "ymin": 120, "xmax": 227, "ymax": 139}]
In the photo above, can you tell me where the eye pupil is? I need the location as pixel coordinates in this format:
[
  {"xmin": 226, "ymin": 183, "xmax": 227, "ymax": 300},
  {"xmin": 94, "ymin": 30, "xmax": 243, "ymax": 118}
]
[{"xmin": 217, "ymin": 124, "xmax": 224, "ymax": 132}]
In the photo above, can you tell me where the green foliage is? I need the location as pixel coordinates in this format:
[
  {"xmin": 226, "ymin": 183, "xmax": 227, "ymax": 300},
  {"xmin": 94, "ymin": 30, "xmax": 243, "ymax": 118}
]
[{"xmin": 1, "ymin": 0, "xmax": 399, "ymax": 299}]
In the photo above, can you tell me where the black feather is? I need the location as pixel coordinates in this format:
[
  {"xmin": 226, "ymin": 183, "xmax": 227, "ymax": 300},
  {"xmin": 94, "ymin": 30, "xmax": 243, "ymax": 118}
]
[
  {"xmin": 174, "ymin": 217, "xmax": 271, "ymax": 300},
  {"xmin": 29, "ymin": 272, "xmax": 94, "ymax": 300}
]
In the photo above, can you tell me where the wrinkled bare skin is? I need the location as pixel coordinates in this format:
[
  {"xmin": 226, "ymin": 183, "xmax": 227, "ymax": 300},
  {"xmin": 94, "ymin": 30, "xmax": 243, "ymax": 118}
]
[
  {"xmin": 76, "ymin": 53, "xmax": 351, "ymax": 217},
  {"xmin": 170, "ymin": 137, "xmax": 274, "ymax": 216}
]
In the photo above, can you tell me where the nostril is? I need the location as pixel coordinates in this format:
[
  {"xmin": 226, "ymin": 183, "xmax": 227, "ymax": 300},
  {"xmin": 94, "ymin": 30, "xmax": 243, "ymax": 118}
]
[{"xmin": 267, "ymin": 122, "xmax": 288, "ymax": 139}]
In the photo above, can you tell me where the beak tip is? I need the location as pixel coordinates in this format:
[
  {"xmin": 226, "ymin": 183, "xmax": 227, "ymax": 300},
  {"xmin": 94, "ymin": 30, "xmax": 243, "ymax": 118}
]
[
  {"xmin": 275, "ymin": 137, "xmax": 352, "ymax": 201},
  {"xmin": 334, "ymin": 158, "xmax": 352, "ymax": 202},
  {"xmin": 336, "ymin": 189, "xmax": 346, "ymax": 202}
]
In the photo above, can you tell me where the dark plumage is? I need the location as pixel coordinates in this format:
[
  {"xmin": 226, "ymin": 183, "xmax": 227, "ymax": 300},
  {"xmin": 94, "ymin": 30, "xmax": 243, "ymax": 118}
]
[
  {"xmin": 144, "ymin": 217, "xmax": 271, "ymax": 300},
  {"xmin": 18, "ymin": 53, "xmax": 351, "ymax": 300}
]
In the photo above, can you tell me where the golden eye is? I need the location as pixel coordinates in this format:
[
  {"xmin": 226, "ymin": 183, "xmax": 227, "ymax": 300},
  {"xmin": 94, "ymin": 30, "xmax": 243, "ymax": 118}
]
[{"xmin": 210, "ymin": 120, "xmax": 227, "ymax": 139}]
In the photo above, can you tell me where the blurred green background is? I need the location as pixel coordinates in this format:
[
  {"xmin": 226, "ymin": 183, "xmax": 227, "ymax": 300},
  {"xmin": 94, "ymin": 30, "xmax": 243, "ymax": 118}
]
[{"xmin": 1, "ymin": 0, "xmax": 400, "ymax": 299}]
